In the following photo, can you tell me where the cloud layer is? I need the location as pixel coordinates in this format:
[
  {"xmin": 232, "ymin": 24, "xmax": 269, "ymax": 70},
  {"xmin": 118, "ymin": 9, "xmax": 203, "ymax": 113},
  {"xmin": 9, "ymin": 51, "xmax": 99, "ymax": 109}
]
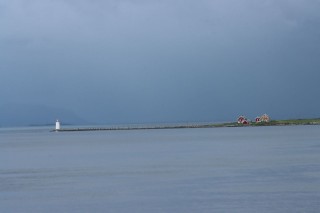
[{"xmin": 1, "ymin": 0, "xmax": 320, "ymax": 124}]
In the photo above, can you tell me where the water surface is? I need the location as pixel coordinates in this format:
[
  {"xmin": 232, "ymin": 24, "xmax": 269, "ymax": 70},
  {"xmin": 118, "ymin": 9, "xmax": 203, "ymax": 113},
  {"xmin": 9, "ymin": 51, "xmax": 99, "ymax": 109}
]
[{"xmin": 1, "ymin": 126, "xmax": 320, "ymax": 212}]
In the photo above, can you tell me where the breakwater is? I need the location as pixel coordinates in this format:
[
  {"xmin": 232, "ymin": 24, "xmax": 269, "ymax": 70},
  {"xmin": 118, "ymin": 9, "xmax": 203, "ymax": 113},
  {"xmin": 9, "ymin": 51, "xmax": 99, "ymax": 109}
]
[{"xmin": 53, "ymin": 124, "xmax": 214, "ymax": 132}]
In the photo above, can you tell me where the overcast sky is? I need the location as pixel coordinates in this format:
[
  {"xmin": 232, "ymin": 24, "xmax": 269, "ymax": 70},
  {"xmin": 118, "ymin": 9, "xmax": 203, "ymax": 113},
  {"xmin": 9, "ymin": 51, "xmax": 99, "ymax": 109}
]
[{"xmin": 1, "ymin": 0, "xmax": 320, "ymax": 124}]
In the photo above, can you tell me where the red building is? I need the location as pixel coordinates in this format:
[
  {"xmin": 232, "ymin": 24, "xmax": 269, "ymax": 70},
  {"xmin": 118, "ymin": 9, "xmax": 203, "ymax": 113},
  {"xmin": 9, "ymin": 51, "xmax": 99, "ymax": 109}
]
[
  {"xmin": 242, "ymin": 120, "xmax": 249, "ymax": 125},
  {"xmin": 237, "ymin": 115, "xmax": 249, "ymax": 124},
  {"xmin": 237, "ymin": 115, "xmax": 246, "ymax": 123}
]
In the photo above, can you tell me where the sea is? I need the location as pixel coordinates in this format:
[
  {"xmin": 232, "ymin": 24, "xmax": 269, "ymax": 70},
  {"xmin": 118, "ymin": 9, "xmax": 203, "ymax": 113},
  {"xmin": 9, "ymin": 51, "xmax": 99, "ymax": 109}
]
[{"xmin": 1, "ymin": 125, "xmax": 320, "ymax": 213}]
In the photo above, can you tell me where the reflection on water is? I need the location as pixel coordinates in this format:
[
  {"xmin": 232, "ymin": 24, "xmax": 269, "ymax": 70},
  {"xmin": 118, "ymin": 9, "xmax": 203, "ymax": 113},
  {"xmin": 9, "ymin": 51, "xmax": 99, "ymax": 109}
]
[{"xmin": 1, "ymin": 126, "xmax": 320, "ymax": 212}]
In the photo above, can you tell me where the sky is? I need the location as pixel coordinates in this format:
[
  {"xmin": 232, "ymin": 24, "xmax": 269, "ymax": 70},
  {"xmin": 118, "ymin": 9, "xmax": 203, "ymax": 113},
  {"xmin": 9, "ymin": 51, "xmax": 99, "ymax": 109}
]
[{"xmin": 1, "ymin": 0, "xmax": 320, "ymax": 125}]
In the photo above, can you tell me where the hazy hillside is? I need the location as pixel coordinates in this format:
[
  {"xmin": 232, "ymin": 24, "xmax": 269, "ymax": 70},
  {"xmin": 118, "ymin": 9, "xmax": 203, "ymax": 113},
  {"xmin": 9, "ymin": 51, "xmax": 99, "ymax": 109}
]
[{"xmin": 0, "ymin": 103, "xmax": 88, "ymax": 127}]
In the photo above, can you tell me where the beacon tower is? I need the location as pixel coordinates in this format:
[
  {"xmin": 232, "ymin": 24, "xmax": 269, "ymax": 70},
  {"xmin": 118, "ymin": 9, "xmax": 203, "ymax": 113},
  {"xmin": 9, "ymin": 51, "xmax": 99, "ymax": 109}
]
[{"xmin": 55, "ymin": 120, "xmax": 61, "ymax": 131}]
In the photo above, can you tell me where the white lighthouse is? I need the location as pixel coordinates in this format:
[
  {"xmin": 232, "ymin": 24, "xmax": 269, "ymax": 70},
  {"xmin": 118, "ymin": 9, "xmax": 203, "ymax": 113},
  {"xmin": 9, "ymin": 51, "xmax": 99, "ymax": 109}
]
[{"xmin": 55, "ymin": 120, "xmax": 61, "ymax": 131}]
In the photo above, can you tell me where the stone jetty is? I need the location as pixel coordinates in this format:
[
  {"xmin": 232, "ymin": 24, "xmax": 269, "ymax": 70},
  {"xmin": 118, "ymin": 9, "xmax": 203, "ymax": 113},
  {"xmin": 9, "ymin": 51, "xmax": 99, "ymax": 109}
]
[{"xmin": 52, "ymin": 124, "xmax": 213, "ymax": 132}]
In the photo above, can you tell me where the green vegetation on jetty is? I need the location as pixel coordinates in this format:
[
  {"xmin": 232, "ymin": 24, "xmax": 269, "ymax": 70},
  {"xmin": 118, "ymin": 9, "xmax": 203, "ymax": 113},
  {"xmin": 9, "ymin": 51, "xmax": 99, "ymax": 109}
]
[
  {"xmin": 210, "ymin": 118, "xmax": 320, "ymax": 128},
  {"xmin": 255, "ymin": 118, "xmax": 320, "ymax": 126}
]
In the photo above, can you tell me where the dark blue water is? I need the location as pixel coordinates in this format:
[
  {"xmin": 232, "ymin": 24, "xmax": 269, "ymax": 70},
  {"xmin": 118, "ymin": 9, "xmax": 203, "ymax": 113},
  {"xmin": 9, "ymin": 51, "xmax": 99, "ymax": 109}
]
[{"xmin": 1, "ymin": 126, "xmax": 320, "ymax": 212}]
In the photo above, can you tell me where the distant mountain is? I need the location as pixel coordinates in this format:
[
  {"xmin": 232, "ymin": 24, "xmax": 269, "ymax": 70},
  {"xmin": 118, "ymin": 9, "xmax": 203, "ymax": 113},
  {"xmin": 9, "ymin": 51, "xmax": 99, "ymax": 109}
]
[{"xmin": 0, "ymin": 103, "xmax": 88, "ymax": 127}]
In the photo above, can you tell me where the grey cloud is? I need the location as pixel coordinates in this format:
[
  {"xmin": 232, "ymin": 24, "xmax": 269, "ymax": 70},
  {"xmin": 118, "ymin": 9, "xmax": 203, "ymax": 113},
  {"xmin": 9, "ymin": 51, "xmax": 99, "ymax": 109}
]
[{"xmin": 1, "ymin": 0, "xmax": 320, "ymax": 125}]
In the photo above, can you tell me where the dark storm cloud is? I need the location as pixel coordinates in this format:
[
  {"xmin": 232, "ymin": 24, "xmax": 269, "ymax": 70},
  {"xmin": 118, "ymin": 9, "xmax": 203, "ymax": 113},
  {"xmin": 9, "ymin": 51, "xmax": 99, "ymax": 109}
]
[{"xmin": 1, "ymin": 0, "xmax": 320, "ymax": 124}]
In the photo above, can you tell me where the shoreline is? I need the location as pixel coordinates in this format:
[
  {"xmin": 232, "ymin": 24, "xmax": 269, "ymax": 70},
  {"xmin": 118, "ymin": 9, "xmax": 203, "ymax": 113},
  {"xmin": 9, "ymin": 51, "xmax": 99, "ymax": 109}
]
[{"xmin": 53, "ymin": 118, "xmax": 320, "ymax": 132}]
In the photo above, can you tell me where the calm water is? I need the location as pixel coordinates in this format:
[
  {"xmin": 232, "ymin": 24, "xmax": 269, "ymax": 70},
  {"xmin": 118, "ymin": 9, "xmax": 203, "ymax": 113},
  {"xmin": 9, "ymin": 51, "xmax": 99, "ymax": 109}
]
[{"xmin": 1, "ymin": 126, "xmax": 320, "ymax": 213}]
